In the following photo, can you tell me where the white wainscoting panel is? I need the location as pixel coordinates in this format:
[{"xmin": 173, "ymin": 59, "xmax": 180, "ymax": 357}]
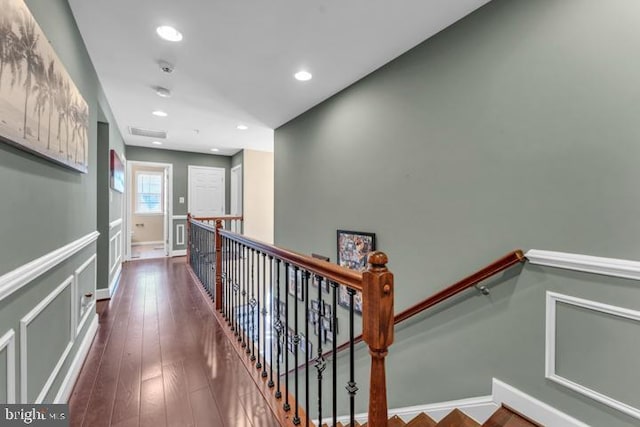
[
  {"xmin": 545, "ymin": 292, "xmax": 640, "ymax": 421},
  {"xmin": 20, "ymin": 276, "xmax": 74, "ymax": 403},
  {"xmin": 526, "ymin": 250, "xmax": 640, "ymax": 281},
  {"xmin": 109, "ymin": 230, "xmax": 122, "ymax": 276},
  {"xmin": 73, "ymin": 255, "xmax": 97, "ymax": 337},
  {"xmin": 54, "ymin": 314, "xmax": 98, "ymax": 403},
  {"xmin": 0, "ymin": 231, "xmax": 99, "ymax": 302},
  {"xmin": 176, "ymin": 224, "xmax": 185, "ymax": 246},
  {"xmin": 0, "ymin": 329, "xmax": 16, "ymax": 403}
]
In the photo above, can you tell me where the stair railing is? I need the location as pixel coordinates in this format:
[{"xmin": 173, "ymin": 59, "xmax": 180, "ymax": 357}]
[
  {"xmin": 288, "ymin": 250, "xmax": 526, "ymax": 370},
  {"xmin": 187, "ymin": 216, "xmax": 394, "ymax": 427}
]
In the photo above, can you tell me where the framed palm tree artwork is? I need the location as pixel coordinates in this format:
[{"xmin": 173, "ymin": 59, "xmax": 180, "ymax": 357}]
[{"xmin": 0, "ymin": 0, "xmax": 89, "ymax": 173}]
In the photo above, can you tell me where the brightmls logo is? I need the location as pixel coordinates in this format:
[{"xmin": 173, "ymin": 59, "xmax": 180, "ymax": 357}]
[{"xmin": 0, "ymin": 405, "xmax": 68, "ymax": 426}]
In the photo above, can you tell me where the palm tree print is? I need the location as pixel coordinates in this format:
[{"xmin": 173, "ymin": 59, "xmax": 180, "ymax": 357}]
[{"xmin": 0, "ymin": 0, "xmax": 89, "ymax": 173}]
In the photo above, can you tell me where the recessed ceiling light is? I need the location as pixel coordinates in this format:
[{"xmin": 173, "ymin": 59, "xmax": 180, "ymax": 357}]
[
  {"xmin": 156, "ymin": 26, "xmax": 183, "ymax": 42},
  {"xmin": 294, "ymin": 70, "xmax": 312, "ymax": 81},
  {"xmin": 210, "ymin": 148, "xmax": 220, "ymax": 152},
  {"xmin": 152, "ymin": 141, "xmax": 162, "ymax": 145},
  {"xmin": 152, "ymin": 110, "xmax": 168, "ymax": 117},
  {"xmin": 236, "ymin": 124, "xmax": 248, "ymax": 130},
  {"xmin": 155, "ymin": 87, "xmax": 171, "ymax": 98}
]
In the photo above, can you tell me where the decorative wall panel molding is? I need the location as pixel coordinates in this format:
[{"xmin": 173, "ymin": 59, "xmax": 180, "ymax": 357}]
[
  {"xmin": 54, "ymin": 314, "xmax": 98, "ymax": 403},
  {"xmin": 0, "ymin": 231, "xmax": 99, "ymax": 302},
  {"xmin": 73, "ymin": 255, "xmax": 97, "ymax": 337},
  {"xmin": 109, "ymin": 218, "xmax": 123, "ymax": 230},
  {"xmin": 526, "ymin": 250, "xmax": 640, "ymax": 281},
  {"xmin": 545, "ymin": 292, "xmax": 640, "ymax": 420},
  {"xmin": 172, "ymin": 215, "xmax": 187, "ymax": 220},
  {"xmin": 0, "ymin": 329, "xmax": 16, "ymax": 403},
  {"xmin": 20, "ymin": 276, "xmax": 74, "ymax": 403},
  {"xmin": 176, "ymin": 224, "xmax": 185, "ymax": 246},
  {"xmin": 109, "ymin": 230, "xmax": 122, "ymax": 276}
]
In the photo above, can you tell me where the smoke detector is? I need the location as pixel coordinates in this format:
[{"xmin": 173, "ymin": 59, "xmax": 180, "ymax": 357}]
[{"xmin": 158, "ymin": 60, "xmax": 174, "ymax": 74}]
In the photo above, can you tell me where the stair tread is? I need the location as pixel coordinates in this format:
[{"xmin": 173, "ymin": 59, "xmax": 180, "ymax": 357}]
[
  {"xmin": 482, "ymin": 407, "xmax": 539, "ymax": 427},
  {"xmin": 388, "ymin": 415, "xmax": 407, "ymax": 427},
  {"xmin": 435, "ymin": 409, "xmax": 480, "ymax": 427},
  {"xmin": 406, "ymin": 412, "xmax": 437, "ymax": 427}
]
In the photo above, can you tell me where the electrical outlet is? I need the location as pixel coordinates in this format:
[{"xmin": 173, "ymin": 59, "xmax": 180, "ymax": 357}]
[{"xmin": 179, "ymin": 197, "xmax": 185, "ymax": 204}]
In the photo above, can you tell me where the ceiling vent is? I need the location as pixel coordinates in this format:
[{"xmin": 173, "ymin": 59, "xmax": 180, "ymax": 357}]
[{"xmin": 128, "ymin": 127, "xmax": 167, "ymax": 139}]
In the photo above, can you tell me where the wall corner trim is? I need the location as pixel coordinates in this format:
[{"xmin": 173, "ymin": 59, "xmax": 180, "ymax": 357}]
[
  {"xmin": 525, "ymin": 249, "xmax": 640, "ymax": 280},
  {"xmin": 0, "ymin": 231, "xmax": 100, "ymax": 302}
]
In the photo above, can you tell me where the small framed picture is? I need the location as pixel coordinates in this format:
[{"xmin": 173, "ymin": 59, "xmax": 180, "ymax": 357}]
[
  {"xmin": 325, "ymin": 329, "xmax": 334, "ymax": 343},
  {"xmin": 338, "ymin": 285, "xmax": 363, "ymax": 315},
  {"xmin": 323, "ymin": 302, "xmax": 332, "ymax": 318},
  {"xmin": 299, "ymin": 334, "xmax": 312, "ymax": 355},
  {"xmin": 314, "ymin": 322, "xmax": 320, "ymax": 337},
  {"xmin": 321, "ymin": 317, "xmax": 332, "ymax": 333},
  {"xmin": 311, "ymin": 254, "xmax": 331, "ymax": 294},
  {"xmin": 311, "ymin": 299, "xmax": 320, "ymax": 313},
  {"xmin": 288, "ymin": 267, "xmax": 304, "ymax": 301}
]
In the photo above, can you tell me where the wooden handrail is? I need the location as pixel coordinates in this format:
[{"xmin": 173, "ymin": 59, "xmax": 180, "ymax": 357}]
[
  {"xmin": 294, "ymin": 249, "xmax": 527, "ymax": 365},
  {"xmin": 192, "ymin": 215, "xmax": 244, "ymax": 221},
  {"xmin": 394, "ymin": 249, "xmax": 525, "ymax": 324},
  {"xmin": 219, "ymin": 228, "xmax": 364, "ymax": 292}
]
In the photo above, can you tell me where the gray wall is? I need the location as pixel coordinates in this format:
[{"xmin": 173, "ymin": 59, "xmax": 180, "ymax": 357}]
[
  {"xmin": 0, "ymin": 0, "xmax": 109, "ymax": 403},
  {"xmin": 275, "ymin": 0, "xmax": 640, "ymax": 425},
  {"xmin": 125, "ymin": 146, "xmax": 232, "ymax": 251}
]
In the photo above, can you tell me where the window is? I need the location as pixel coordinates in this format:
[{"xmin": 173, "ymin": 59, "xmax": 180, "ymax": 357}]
[{"xmin": 136, "ymin": 171, "xmax": 163, "ymax": 214}]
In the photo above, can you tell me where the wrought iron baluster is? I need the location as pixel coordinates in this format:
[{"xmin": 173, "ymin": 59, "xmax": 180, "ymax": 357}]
[
  {"xmin": 241, "ymin": 244, "xmax": 247, "ymax": 347},
  {"xmin": 261, "ymin": 252, "xmax": 268, "ymax": 377},
  {"xmin": 304, "ymin": 270, "xmax": 310, "ymax": 427},
  {"xmin": 255, "ymin": 250, "xmax": 261, "ymax": 368},
  {"xmin": 275, "ymin": 259, "xmax": 283, "ymax": 399},
  {"xmin": 268, "ymin": 255, "xmax": 275, "ymax": 388},
  {"xmin": 331, "ymin": 280, "xmax": 338, "ymax": 427},
  {"xmin": 283, "ymin": 262, "xmax": 291, "ymax": 412},
  {"xmin": 293, "ymin": 266, "xmax": 301, "ymax": 425},
  {"xmin": 249, "ymin": 249, "xmax": 256, "ymax": 359},
  {"xmin": 315, "ymin": 276, "xmax": 326, "ymax": 427},
  {"xmin": 347, "ymin": 288, "xmax": 358, "ymax": 427}
]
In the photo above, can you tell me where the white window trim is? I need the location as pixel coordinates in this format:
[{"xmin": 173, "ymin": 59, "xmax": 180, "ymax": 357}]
[{"xmin": 134, "ymin": 170, "xmax": 164, "ymax": 215}]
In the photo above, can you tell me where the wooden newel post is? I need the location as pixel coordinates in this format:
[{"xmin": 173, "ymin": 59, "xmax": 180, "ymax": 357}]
[
  {"xmin": 362, "ymin": 251, "xmax": 394, "ymax": 427},
  {"xmin": 186, "ymin": 213, "xmax": 192, "ymax": 262},
  {"xmin": 215, "ymin": 219, "xmax": 223, "ymax": 311}
]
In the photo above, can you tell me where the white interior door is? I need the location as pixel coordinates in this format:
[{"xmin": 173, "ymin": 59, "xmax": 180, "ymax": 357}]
[
  {"xmin": 188, "ymin": 166, "xmax": 225, "ymax": 218},
  {"xmin": 231, "ymin": 165, "xmax": 242, "ymax": 232}
]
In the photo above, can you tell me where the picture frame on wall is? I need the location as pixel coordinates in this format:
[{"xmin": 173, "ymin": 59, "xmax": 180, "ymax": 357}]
[
  {"xmin": 110, "ymin": 150, "xmax": 125, "ymax": 193},
  {"xmin": 336, "ymin": 230, "xmax": 375, "ymax": 315},
  {"xmin": 311, "ymin": 253, "xmax": 331, "ymax": 294},
  {"xmin": 287, "ymin": 266, "xmax": 304, "ymax": 301},
  {"xmin": 0, "ymin": 0, "xmax": 89, "ymax": 173}
]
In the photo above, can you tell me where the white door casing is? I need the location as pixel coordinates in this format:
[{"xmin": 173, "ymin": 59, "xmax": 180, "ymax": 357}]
[
  {"xmin": 188, "ymin": 166, "xmax": 225, "ymax": 217},
  {"xmin": 231, "ymin": 165, "xmax": 242, "ymax": 232}
]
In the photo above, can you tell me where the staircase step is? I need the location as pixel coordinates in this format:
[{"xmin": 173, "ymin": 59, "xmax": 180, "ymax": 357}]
[
  {"xmin": 482, "ymin": 407, "xmax": 539, "ymax": 427},
  {"xmin": 388, "ymin": 415, "xmax": 407, "ymax": 427},
  {"xmin": 435, "ymin": 409, "xmax": 480, "ymax": 427},
  {"xmin": 406, "ymin": 412, "xmax": 437, "ymax": 427}
]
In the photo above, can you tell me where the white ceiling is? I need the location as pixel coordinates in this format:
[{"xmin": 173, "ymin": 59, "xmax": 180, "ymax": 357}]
[{"xmin": 68, "ymin": 0, "xmax": 491, "ymax": 156}]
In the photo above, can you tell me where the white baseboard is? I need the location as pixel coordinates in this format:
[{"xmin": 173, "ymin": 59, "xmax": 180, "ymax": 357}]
[
  {"xmin": 132, "ymin": 241, "xmax": 164, "ymax": 247},
  {"xmin": 492, "ymin": 379, "xmax": 589, "ymax": 427},
  {"xmin": 54, "ymin": 314, "xmax": 98, "ymax": 403},
  {"xmin": 172, "ymin": 249, "xmax": 187, "ymax": 257},
  {"xmin": 96, "ymin": 264, "xmax": 122, "ymax": 300},
  {"xmin": 326, "ymin": 379, "xmax": 587, "ymax": 426},
  {"xmin": 328, "ymin": 395, "xmax": 497, "ymax": 425}
]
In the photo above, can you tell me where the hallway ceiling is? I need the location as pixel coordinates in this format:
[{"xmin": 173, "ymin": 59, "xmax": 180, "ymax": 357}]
[{"xmin": 69, "ymin": 0, "xmax": 491, "ymax": 155}]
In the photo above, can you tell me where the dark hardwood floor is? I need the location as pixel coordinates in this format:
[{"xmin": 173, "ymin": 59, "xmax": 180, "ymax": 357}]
[{"xmin": 69, "ymin": 257, "xmax": 279, "ymax": 427}]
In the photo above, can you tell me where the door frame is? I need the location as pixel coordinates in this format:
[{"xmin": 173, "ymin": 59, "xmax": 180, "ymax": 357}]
[
  {"xmin": 125, "ymin": 160, "xmax": 174, "ymax": 260},
  {"xmin": 230, "ymin": 165, "xmax": 242, "ymax": 232},
  {"xmin": 187, "ymin": 165, "xmax": 226, "ymax": 216}
]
